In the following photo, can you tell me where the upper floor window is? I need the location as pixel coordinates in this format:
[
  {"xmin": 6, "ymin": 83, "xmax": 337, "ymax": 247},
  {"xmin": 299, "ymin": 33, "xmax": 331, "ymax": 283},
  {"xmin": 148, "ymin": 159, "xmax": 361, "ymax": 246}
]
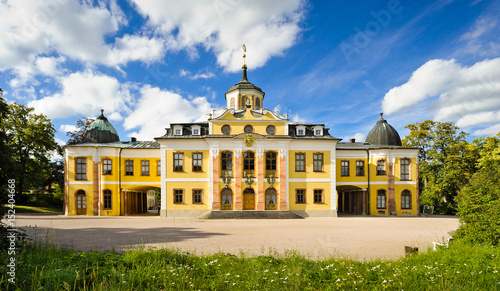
[
  {"xmin": 103, "ymin": 190, "xmax": 112, "ymax": 209},
  {"xmin": 266, "ymin": 125, "xmax": 276, "ymax": 135},
  {"xmin": 377, "ymin": 190, "xmax": 386, "ymax": 209},
  {"xmin": 266, "ymin": 152, "xmax": 277, "ymax": 175},
  {"xmin": 102, "ymin": 159, "xmax": 112, "ymax": 175},
  {"xmin": 401, "ymin": 190, "xmax": 411, "ymax": 209},
  {"xmin": 192, "ymin": 153, "xmax": 202, "ymax": 172},
  {"xmin": 76, "ymin": 157, "xmax": 86, "ymax": 180},
  {"xmin": 313, "ymin": 126, "xmax": 323, "ymax": 136},
  {"xmin": 313, "ymin": 153, "xmax": 323, "ymax": 172},
  {"xmin": 341, "ymin": 161, "xmax": 349, "ymax": 176},
  {"xmin": 356, "ymin": 161, "xmax": 365, "ymax": 176},
  {"xmin": 221, "ymin": 124, "xmax": 231, "ymax": 135},
  {"xmin": 377, "ymin": 160, "xmax": 386, "ymax": 175},
  {"xmin": 221, "ymin": 151, "xmax": 233, "ymax": 177},
  {"xmin": 255, "ymin": 98, "xmax": 261, "ymax": 109},
  {"xmin": 125, "ymin": 160, "xmax": 133, "ymax": 176},
  {"xmin": 296, "ymin": 125, "xmax": 306, "ymax": 136},
  {"xmin": 141, "ymin": 160, "xmax": 150, "ymax": 176},
  {"xmin": 173, "ymin": 125, "xmax": 182, "ymax": 136},
  {"xmin": 157, "ymin": 160, "xmax": 161, "ymax": 176},
  {"xmin": 174, "ymin": 152, "xmax": 184, "ymax": 172},
  {"xmin": 193, "ymin": 129, "xmax": 199, "ymax": 135},
  {"xmin": 243, "ymin": 151, "xmax": 255, "ymax": 171},
  {"xmin": 295, "ymin": 153, "xmax": 305, "ymax": 172},
  {"xmin": 401, "ymin": 159, "xmax": 410, "ymax": 180},
  {"xmin": 244, "ymin": 124, "xmax": 253, "ymax": 133},
  {"xmin": 230, "ymin": 98, "xmax": 235, "ymax": 109}
]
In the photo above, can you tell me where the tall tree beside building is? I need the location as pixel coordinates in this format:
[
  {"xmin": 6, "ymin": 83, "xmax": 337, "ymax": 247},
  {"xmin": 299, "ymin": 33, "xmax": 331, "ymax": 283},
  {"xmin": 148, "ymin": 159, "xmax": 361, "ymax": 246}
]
[
  {"xmin": 65, "ymin": 117, "xmax": 94, "ymax": 145},
  {"xmin": 0, "ymin": 90, "xmax": 13, "ymax": 217},
  {"xmin": 2, "ymin": 102, "xmax": 58, "ymax": 197},
  {"xmin": 403, "ymin": 120, "xmax": 478, "ymax": 214}
]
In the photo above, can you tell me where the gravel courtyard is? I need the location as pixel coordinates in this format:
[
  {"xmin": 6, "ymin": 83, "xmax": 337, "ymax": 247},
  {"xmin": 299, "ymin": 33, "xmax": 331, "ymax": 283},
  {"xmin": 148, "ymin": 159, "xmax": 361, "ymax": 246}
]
[{"xmin": 16, "ymin": 214, "xmax": 459, "ymax": 261}]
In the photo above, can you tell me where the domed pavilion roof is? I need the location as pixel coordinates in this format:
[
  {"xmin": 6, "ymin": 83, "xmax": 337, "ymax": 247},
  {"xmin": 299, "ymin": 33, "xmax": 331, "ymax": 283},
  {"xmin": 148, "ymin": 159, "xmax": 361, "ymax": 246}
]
[
  {"xmin": 81, "ymin": 110, "xmax": 120, "ymax": 143},
  {"xmin": 365, "ymin": 113, "xmax": 402, "ymax": 146}
]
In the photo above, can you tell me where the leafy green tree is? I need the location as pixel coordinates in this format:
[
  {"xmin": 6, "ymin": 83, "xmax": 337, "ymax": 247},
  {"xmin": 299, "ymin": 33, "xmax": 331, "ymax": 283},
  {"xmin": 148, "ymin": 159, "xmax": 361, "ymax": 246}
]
[
  {"xmin": 66, "ymin": 117, "xmax": 94, "ymax": 145},
  {"xmin": 456, "ymin": 133, "xmax": 500, "ymax": 245},
  {"xmin": 403, "ymin": 121, "xmax": 477, "ymax": 214},
  {"xmin": 0, "ymin": 89, "xmax": 13, "ymax": 217},
  {"xmin": 2, "ymin": 102, "xmax": 58, "ymax": 198}
]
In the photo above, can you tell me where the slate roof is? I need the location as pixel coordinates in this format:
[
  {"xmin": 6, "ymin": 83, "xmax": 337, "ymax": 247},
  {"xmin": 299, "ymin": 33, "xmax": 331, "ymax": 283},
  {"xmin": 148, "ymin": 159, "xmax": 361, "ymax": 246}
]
[
  {"xmin": 365, "ymin": 113, "xmax": 402, "ymax": 146},
  {"xmin": 226, "ymin": 65, "xmax": 264, "ymax": 96},
  {"xmin": 81, "ymin": 110, "xmax": 120, "ymax": 143},
  {"xmin": 66, "ymin": 140, "xmax": 160, "ymax": 149}
]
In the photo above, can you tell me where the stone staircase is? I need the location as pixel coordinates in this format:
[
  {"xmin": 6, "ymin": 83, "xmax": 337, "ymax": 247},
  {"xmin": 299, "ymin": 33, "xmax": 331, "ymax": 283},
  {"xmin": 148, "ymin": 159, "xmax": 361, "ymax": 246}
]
[{"xmin": 198, "ymin": 210, "xmax": 304, "ymax": 219}]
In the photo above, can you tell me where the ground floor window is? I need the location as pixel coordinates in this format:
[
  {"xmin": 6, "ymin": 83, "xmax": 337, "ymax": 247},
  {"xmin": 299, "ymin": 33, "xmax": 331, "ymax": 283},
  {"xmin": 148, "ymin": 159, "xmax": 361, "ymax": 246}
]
[
  {"xmin": 76, "ymin": 190, "xmax": 86, "ymax": 215},
  {"xmin": 377, "ymin": 190, "xmax": 386, "ymax": 209},
  {"xmin": 265, "ymin": 188, "xmax": 277, "ymax": 210},
  {"xmin": 296, "ymin": 189, "xmax": 306, "ymax": 204},
  {"xmin": 103, "ymin": 190, "xmax": 112, "ymax": 209},
  {"xmin": 313, "ymin": 189, "xmax": 323, "ymax": 203},
  {"xmin": 401, "ymin": 190, "xmax": 411, "ymax": 209},
  {"xmin": 193, "ymin": 189, "xmax": 202, "ymax": 204},
  {"xmin": 221, "ymin": 188, "xmax": 233, "ymax": 210},
  {"xmin": 174, "ymin": 189, "xmax": 183, "ymax": 204}
]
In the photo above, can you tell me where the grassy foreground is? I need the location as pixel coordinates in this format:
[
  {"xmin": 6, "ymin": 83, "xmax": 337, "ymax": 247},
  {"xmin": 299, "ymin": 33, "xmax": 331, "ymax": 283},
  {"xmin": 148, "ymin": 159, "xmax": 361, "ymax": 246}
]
[
  {"xmin": 3, "ymin": 204, "xmax": 62, "ymax": 213},
  {"xmin": 1, "ymin": 240, "xmax": 499, "ymax": 290}
]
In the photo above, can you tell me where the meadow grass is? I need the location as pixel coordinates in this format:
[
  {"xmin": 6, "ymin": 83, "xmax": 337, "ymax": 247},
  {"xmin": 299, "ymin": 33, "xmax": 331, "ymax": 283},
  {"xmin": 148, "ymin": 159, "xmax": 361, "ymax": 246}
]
[
  {"xmin": 1, "ymin": 240, "xmax": 499, "ymax": 290},
  {"xmin": 3, "ymin": 204, "xmax": 62, "ymax": 214}
]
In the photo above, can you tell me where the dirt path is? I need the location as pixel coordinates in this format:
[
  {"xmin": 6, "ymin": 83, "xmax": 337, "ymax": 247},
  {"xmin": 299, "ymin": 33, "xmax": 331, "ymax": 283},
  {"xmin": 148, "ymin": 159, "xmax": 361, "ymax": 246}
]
[{"xmin": 14, "ymin": 214, "xmax": 459, "ymax": 260}]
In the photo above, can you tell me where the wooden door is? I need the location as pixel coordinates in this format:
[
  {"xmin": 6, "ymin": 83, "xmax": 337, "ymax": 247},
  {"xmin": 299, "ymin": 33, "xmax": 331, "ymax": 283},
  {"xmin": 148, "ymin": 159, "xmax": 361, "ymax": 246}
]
[
  {"xmin": 243, "ymin": 193, "xmax": 255, "ymax": 210},
  {"xmin": 76, "ymin": 192, "xmax": 87, "ymax": 215}
]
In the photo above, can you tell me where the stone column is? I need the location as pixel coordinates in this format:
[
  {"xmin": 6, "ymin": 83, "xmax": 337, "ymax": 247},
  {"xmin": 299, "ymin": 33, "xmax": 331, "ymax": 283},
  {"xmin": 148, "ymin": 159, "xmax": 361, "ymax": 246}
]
[
  {"xmin": 388, "ymin": 163, "xmax": 396, "ymax": 215},
  {"xmin": 212, "ymin": 154, "xmax": 220, "ymax": 210},
  {"xmin": 93, "ymin": 161, "xmax": 99, "ymax": 216},
  {"xmin": 279, "ymin": 153, "xmax": 287, "ymax": 210},
  {"xmin": 234, "ymin": 150, "xmax": 242, "ymax": 210},
  {"xmin": 257, "ymin": 150, "xmax": 265, "ymax": 210}
]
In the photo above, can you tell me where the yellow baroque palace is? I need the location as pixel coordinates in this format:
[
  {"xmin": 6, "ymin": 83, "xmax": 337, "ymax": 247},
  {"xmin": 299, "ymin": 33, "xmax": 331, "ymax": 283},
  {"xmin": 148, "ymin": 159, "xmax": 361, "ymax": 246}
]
[{"xmin": 64, "ymin": 65, "xmax": 420, "ymax": 217}]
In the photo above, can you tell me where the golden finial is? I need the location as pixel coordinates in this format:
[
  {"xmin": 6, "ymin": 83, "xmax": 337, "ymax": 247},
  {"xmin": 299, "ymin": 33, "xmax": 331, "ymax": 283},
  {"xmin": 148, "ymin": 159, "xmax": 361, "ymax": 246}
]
[{"xmin": 242, "ymin": 44, "xmax": 246, "ymax": 66}]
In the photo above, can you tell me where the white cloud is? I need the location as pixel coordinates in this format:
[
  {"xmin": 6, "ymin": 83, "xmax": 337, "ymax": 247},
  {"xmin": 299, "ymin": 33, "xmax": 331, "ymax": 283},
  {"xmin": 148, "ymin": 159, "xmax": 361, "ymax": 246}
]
[
  {"xmin": 59, "ymin": 124, "xmax": 78, "ymax": 133},
  {"xmin": 28, "ymin": 70, "xmax": 132, "ymax": 119},
  {"xmin": 473, "ymin": 124, "xmax": 500, "ymax": 136},
  {"xmin": 382, "ymin": 58, "xmax": 500, "ymax": 136},
  {"xmin": 123, "ymin": 86, "xmax": 212, "ymax": 140},
  {"xmin": 291, "ymin": 113, "xmax": 306, "ymax": 123},
  {"xmin": 179, "ymin": 69, "xmax": 216, "ymax": 80},
  {"xmin": 131, "ymin": 0, "xmax": 306, "ymax": 72}
]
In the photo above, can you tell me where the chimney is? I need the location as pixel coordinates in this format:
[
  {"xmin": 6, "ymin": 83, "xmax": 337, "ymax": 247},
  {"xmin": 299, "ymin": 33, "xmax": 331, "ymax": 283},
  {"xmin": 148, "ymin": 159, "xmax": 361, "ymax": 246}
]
[
  {"xmin": 131, "ymin": 137, "xmax": 137, "ymax": 142},
  {"xmin": 350, "ymin": 138, "xmax": 356, "ymax": 143}
]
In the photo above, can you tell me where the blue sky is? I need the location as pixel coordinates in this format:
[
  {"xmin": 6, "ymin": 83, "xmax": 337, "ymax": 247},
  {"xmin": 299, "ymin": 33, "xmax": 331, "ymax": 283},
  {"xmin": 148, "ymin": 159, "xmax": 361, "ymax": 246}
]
[{"xmin": 1, "ymin": 0, "xmax": 499, "ymax": 145}]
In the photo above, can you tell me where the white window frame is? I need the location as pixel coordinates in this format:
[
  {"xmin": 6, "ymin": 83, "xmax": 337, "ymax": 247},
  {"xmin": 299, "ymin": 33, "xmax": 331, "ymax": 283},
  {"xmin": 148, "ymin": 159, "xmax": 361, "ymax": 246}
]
[
  {"xmin": 313, "ymin": 126, "xmax": 323, "ymax": 136},
  {"xmin": 192, "ymin": 125, "xmax": 201, "ymax": 136},
  {"xmin": 296, "ymin": 125, "xmax": 306, "ymax": 136},
  {"xmin": 173, "ymin": 125, "xmax": 183, "ymax": 136}
]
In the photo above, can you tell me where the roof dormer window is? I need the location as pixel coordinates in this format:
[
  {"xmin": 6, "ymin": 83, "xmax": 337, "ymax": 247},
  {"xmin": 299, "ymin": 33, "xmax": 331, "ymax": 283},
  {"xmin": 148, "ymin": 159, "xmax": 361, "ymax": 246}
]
[
  {"xmin": 313, "ymin": 126, "xmax": 324, "ymax": 136},
  {"xmin": 192, "ymin": 125, "xmax": 201, "ymax": 136},
  {"xmin": 173, "ymin": 125, "xmax": 183, "ymax": 136},
  {"xmin": 296, "ymin": 125, "xmax": 306, "ymax": 136}
]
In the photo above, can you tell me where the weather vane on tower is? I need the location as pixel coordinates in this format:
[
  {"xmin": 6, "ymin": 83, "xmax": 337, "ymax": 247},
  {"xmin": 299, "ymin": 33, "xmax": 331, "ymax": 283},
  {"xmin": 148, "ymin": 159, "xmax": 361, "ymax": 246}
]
[{"xmin": 242, "ymin": 44, "xmax": 246, "ymax": 66}]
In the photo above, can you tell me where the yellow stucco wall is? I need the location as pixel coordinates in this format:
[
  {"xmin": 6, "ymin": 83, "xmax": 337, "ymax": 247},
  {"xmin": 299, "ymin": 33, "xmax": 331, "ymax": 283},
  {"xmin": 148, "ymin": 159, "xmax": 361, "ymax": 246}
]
[{"xmin": 289, "ymin": 182, "xmax": 331, "ymax": 210}]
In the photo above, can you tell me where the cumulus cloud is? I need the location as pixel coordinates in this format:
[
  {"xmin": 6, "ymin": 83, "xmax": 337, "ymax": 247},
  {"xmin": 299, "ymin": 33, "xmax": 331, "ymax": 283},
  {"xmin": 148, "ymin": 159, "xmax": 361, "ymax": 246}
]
[
  {"xmin": 131, "ymin": 0, "xmax": 306, "ymax": 72},
  {"xmin": 123, "ymin": 86, "xmax": 213, "ymax": 140},
  {"xmin": 382, "ymin": 58, "xmax": 500, "ymax": 136},
  {"xmin": 179, "ymin": 69, "xmax": 215, "ymax": 80},
  {"xmin": 28, "ymin": 70, "xmax": 133, "ymax": 119}
]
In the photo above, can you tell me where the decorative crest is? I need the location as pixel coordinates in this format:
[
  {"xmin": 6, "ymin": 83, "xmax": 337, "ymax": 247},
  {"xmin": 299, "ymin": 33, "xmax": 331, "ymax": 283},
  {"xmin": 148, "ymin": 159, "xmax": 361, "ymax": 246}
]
[{"xmin": 243, "ymin": 134, "xmax": 255, "ymax": 147}]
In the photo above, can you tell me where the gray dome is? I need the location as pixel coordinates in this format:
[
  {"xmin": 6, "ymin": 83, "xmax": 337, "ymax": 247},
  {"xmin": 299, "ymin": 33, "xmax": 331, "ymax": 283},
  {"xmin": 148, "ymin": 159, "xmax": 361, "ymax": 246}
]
[
  {"xmin": 365, "ymin": 113, "xmax": 402, "ymax": 146},
  {"xmin": 81, "ymin": 110, "xmax": 120, "ymax": 143},
  {"xmin": 226, "ymin": 65, "xmax": 264, "ymax": 95}
]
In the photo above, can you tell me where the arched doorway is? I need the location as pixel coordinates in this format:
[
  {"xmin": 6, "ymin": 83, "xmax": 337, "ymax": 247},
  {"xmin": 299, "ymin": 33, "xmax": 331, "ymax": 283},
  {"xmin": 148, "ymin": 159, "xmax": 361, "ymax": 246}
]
[
  {"xmin": 337, "ymin": 186, "xmax": 368, "ymax": 215},
  {"xmin": 265, "ymin": 188, "xmax": 277, "ymax": 210},
  {"xmin": 221, "ymin": 188, "xmax": 233, "ymax": 210},
  {"xmin": 243, "ymin": 188, "xmax": 255, "ymax": 210},
  {"xmin": 76, "ymin": 190, "xmax": 87, "ymax": 215}
]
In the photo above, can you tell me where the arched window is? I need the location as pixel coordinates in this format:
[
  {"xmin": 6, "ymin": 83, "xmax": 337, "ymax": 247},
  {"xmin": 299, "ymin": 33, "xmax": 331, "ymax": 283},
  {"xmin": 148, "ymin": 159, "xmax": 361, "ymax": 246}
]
[
  {"xmin": 221, "ymin": 151, "xmax": 233, "ymax": 177},
  {"xmin": 401, "ymin": 190, "xmax": 411, "ymax": 209},
  {"xmin": 265, "ymin": 151, "xmax": 277, "ymax": 176},
  {"xmin": 265, "ymin": 188, "xmax": 277, "ymax": 210},
  {"xmin": 229, "ymin": 98, "xmax": 235, "ymax": 109},
  {"xmin": 76, "ymin": 190, "xmax": 87, "ymax": 215},
  {"xmin": 103, "ymin": 189, "xmax": 112, "ymax": 209},
  {"xmin": 377, "ymin": 189, "xmax": 386, "ymax": 209},
  {"xmin": 255, "ymin": 98, "xmax": 261, "ymax": 109}
]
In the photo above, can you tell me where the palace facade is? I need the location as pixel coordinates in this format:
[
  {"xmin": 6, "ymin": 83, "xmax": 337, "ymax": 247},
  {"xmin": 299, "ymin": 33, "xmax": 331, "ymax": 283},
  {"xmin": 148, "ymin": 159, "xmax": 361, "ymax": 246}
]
[{"xmin": 64, "ymin": 65, "xmax": 419, "ymax": 217}]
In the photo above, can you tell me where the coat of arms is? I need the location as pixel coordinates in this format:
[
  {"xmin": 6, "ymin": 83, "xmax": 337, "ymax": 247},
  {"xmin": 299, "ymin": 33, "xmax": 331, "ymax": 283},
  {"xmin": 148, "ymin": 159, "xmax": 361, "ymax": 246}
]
[{"xmin": 244, "ymin": 134, "xmax": 256, "ymax": 147}]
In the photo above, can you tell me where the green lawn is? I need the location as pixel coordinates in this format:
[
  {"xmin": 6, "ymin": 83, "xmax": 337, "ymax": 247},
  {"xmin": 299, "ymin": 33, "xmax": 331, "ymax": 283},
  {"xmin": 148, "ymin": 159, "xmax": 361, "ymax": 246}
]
[
  {"xmin": 3, "ymin": 204, "xmax": 62, "ymax": 213},
  {"xmin": 1, "ymin": 239, "xmax": 499, "ymax": 290}
]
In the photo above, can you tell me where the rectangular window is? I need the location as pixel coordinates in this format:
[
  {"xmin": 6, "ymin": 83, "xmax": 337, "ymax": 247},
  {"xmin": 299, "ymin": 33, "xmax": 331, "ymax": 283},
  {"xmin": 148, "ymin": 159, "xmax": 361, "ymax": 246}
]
[
  {"xmin": 125, "ymin": 160, "xmax": 133, "ymax": 176},
  {"xmin": 377, "ymin": 190, "xmax": 386, "ymax": 209},
  {"xmin": 243, "ymin": 151, "xmax": 255, "ymax": 171},
  {"xmin": 76, "ymin": 158, "xmax": 86, "ymax": 180},
  {"xmin": 174, "ymin": 152, "xmax": 184, "ymax": 172},
  {"xmin": 221, "ymin": 151, "xmax": 233, "ymax": 177},
  {"xmin": 313, "ymin": 153, "xmax": 323, "ymax": 172},
  {"xmin": 174, "ymin": 189, "xmax": 184, "ymax": 204},
  {"xmin": 102, "ymin": 158, "xmax": 112, "ymax": 175},
  {"xmin": 193, "ymin": 129, "xmax": 199, "ymax": 135},
  {"xmin": 103, "ymin": 190, "xmax": 112, "ymax": 209},
  {"xmin": 377, "ymin": 160, "xmax": 386, "ymax": 175},
  {"xmin": 313, "ymin": 189, "xmax": 323, "ymax": 203},
  {"xmin": 356, "ymin": 161, "xmax": 365, "ymax": 176},
  {"xmin": 157, "ymin": 160, "xmax": 161, "ymax": 176},
  {"xmin": 193, "ymin": 189, "xmax": 202, "ymax": 204},
  {"xmin": 341, "ymin": 161, "xmax": 349, "ymax": 176},
  {"xmin": 192, "ymin": 153, "xmax": 202, "ymax": 172},
  {"xmin": 401, "ymin": 190, "xmax": 411, "ymax": 209},
  {"xmin": 401, "ymin": 159, "xmax": 410, "ymax": 180},
  {"xmin": 296, "ymin": 189, "xmax": 306, "ymax": 204},
  {"xmin": 141, "ymin": 160, "xmax": 150, "ymax": 176},
  {"xmin": 266, "ymin": 152, "xmax": 277, "ymax": 176},
  {"xmin": 298, "ymin": 129, "xmax": 304, "ymax": 136},
  {"xmin": 315, "ymin": 129, "xmax": 321, "ymax": 136},
  {"xmin": 295, "ymin": 153, "xmax": 305, "ymax": 172}
]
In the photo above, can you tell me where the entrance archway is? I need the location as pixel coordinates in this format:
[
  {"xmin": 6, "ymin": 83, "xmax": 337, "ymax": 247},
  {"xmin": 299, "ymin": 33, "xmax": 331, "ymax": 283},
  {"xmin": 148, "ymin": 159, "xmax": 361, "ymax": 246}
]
[
  {"xmin": 243, "ymin": 188, "xmax": 255, "ymax": 210},
  {"xmin": 75, "ymin": 190, "xmax": 87, "ymax": 215},
  {"xmin": 221, "ymin": 188, "xmax": 233, "ymax": 210},
  {"xmin": 337, "ymin": 186, "xmax": 368, "ymax": 215},
  {"xmin": 265, "ymin": 188, "xmax": 277, "ymax": 210}
]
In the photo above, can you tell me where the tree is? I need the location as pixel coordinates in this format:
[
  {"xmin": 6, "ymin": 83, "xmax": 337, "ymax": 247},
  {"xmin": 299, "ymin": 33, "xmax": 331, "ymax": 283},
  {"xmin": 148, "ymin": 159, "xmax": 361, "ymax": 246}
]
[
  {"xmin": 403, "ymin": 121, "xmax": 478, "ymax": 214},
  {"xmin": 456, "ymin": 133, "xmax": 500, "ymax": 245},
  {"xmin": 2, "ymin": 102, "xmax": 58, "ymax": 198},
  {"xmin": 0, "ymin": 90, "xmax": 13, "ymax": 217},
  {"xmin": 65, "ymin": 117, "xmax": 94, "ymax": 145}
]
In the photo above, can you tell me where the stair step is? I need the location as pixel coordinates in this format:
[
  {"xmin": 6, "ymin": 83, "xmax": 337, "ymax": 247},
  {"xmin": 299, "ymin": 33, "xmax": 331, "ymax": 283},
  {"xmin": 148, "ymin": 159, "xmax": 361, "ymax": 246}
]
[{"xmin": 199, "ymin": 210, "xmax": 304, "ymax": 219}]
